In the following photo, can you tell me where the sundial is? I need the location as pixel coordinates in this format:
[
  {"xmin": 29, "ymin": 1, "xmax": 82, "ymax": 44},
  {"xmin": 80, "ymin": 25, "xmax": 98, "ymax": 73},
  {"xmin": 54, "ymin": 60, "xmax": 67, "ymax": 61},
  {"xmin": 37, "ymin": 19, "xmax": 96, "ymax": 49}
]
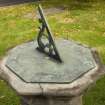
[{"xmin": 6, "ymin": 5, "xmax": 96, "ymax": 83}]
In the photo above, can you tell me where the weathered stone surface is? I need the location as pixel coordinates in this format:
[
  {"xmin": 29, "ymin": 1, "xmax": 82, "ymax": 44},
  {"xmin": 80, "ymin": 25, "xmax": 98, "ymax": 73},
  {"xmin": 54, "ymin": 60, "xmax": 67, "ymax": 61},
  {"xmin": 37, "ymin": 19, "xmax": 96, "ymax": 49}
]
[
  {"xmin": 40, "ymin": 48, "xmax": 105, "ymax": 96},
  {"xmin": 0, "ymin": 40, "xmax": 104, "ymax": 96},
  {"xmin": 20, "ymin": 95, "xmax": 82, "ymax": 105},
  {"xmin": 0, "ymin": 58, "xmax": 42, "ymax": 95},
  {"xmin": 6, "ymin": 39, "xmax": 96, "ymax": 83}
]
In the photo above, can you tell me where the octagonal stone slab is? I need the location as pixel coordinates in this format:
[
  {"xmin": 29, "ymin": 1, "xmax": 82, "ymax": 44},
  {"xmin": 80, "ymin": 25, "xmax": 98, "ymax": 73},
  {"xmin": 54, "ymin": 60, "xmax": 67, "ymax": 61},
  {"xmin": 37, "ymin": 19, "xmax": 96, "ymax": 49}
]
[
  {"xmin": 0, "ymin": 40, "xmax": 104, "ymax": 96},
  {"xmin": 5, "ymin": 39, "xmax": 96, "ymax": 83}
]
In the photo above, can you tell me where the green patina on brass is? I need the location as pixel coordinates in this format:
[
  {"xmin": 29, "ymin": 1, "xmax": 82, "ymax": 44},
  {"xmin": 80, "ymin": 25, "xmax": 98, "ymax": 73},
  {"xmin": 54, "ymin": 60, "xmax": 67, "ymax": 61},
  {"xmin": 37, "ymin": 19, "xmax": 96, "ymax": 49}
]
[{"xmin": 6, "ymin": 40, "xmax": 96, "ymax": 83}]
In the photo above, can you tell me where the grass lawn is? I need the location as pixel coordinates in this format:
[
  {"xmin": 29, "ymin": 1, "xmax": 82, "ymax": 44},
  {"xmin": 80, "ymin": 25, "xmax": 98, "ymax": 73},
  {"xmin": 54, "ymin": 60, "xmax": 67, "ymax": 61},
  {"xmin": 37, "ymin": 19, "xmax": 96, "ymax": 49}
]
[{"xmin": 0, "ymin": 0, "xmax": 105, "ymax": 105}]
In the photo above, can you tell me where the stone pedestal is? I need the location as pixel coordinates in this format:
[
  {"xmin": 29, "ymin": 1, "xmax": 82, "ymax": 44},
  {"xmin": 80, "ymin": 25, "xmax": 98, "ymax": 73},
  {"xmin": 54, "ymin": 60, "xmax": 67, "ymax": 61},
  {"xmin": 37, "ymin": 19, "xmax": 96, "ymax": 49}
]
[
  {"xmin": 0, "ymin": 40, "xmax": 105, "ymax": 105},
  {"xmin": 20, "ymin": 95, "xmax": 82, "ymax": 105}
]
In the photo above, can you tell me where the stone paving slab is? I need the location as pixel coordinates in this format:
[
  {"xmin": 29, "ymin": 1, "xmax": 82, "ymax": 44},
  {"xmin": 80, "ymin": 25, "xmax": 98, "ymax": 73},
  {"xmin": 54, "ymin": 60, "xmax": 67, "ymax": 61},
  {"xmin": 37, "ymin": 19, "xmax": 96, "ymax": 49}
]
[
  {"xmin": 0, "ymin": 0, "xmax": 35, "ymax": 7},
  {"xmin": 24, "ymin": 7, "xmax": 65, "ymax": 19}
]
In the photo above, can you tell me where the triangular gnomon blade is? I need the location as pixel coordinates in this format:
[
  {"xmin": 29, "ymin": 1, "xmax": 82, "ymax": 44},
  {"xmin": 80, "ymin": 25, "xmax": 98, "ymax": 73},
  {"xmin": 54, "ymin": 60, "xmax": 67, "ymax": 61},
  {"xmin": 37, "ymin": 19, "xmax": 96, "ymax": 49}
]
[{"xmin": 36, "ymin": 5, "xmax": 62, "ymax": 63}]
